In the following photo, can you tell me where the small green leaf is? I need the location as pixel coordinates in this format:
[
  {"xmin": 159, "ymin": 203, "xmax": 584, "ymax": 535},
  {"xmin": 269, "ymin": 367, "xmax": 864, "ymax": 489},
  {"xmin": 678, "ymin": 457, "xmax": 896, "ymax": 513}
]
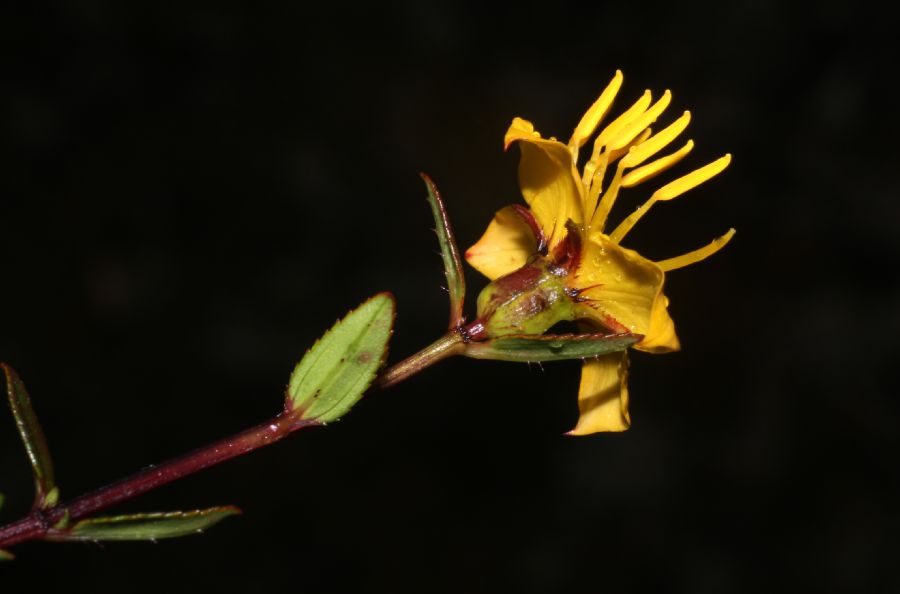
[
  {"xmin": 464, "ymin": 332, "xmax": 640, "ymax": 362},
  {"xmin": 287, "ymin": 293, "xmax": 395, "ymax": 423},
  {"xmin": 2, "ymin": 363, "xmax": 57, "ymax": 509},
  {"xmin": 50, "ymin": 507, "xmax": 241, "ymax": 542},
  {"xmin": 422, "ymin": 174, "xmax": 466, "ymax": 329}
]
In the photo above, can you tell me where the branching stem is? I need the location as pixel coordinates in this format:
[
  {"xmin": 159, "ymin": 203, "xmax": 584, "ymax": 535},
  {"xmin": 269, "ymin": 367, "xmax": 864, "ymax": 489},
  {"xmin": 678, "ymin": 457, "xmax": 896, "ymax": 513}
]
[{"xmin": 0, "ymin": 334, "xmax": 464, "ymax": 550}]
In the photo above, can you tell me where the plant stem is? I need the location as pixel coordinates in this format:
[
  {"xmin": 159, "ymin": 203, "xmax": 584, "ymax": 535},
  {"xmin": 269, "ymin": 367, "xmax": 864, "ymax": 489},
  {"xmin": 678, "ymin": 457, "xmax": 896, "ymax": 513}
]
[
  {"xmin": 0, "ymin": 333, "xmax": 465, "ymax": 550},
  {"xmin": 374, "ymin": 330, "xmax": 465, "ymax": 389},
  {"xmin": 0, "ymin": 413, "xmax": 316, "ymax": 548}
]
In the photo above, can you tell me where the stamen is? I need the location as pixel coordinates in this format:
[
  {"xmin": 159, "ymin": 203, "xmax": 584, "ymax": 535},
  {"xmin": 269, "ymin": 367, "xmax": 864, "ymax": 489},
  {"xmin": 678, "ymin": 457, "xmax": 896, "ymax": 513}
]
[
  {"xmin": 621, "ymin": 140, "xmax": 694, "ymax": 188},
  {"xmin": 590, "ymin": 162, "xmax": 626, "ymax": 231},
  {"xmin": 620, "ymin": 111, "xmax": 691, "ymax": 169},
  {"xmin": 655, "ymin": 228, "xmax": 736, "ymax": 271},
  {"xmin": 608, "ymin": 154, "xmax": 732, "ymax": 243},
  {"xmin": 608, "ymin": 90, "xmax": 671, "ymax": 151},
  {"xmin": 607, "ymin": 128, "xmax": 652, "ymax": 164},
  {"xmin": 583, "ymin": 128, "xmax": 650, "ymax": 218},
  {"xmin": 583, "ymin": 151, "xmax": 610, "ymax": 219},
  {"xmin": 582, "ymin": 90, "xmax": 652, "ymax": 187},
  {"xmin": 569, "ymin": 70, "xmax": 623, "ymax": 151},
  {"xmin": 654, "ymin": 154, "xmax": 732, "ymax": 202}
]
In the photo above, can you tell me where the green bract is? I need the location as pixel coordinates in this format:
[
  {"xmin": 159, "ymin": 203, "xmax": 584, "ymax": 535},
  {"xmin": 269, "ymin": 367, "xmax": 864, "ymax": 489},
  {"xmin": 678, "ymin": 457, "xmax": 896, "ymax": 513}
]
[{"xmin": 52, "ymin": 507, "xmax": 241, "ymax": 542}]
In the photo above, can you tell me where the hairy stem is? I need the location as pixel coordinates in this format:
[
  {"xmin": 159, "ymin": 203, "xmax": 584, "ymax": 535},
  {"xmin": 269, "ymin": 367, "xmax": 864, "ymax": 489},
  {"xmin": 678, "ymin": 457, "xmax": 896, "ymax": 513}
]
[
  {"xmin": 0, "ymin": 333, "xmax": 467, "ymax": 550},
  {"xmin": 374, "ymin": 331, "xmax": 465, "ymax": 389},
  {"xmin": 0, "ymin": 412, "xmax": 317, "ymax": 548}
]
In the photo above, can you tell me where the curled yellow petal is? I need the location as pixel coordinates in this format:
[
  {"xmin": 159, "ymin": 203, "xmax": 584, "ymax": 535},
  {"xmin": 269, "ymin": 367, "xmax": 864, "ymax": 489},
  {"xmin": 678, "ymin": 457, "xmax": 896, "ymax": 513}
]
[
  {"xmin": 634, "ymin": 294, "xmax": 681, "ymax": 353},
  {"xmin": 504, "ymin": 117, "xmax": 540, "ymax": 150},
  {"xmin": 512, "ymin": 135, "xmax": 585, "ymax": 249},
  {"xmin": 621, "ymin": 139, "xmax": 694, "ymax": 188},
  {"xmin": 608, "ymin": 90, "xmax": 672, "ymax": 151},
  {"xmin": 569, "ymin": 70, "xmax": 623, "ymax": 150},
  {"xmin": 620, "ymin": 111, "xmax": 691, "ymax": 169},
  {"xmin": 568, "ymin": 352, "xmax": 630, "ymax": 435},
  {"xmin": 465, "ymin": 206, "xmax": 537, "ymax": 281},
  {"xmin": 656, "ymin": 228, "xmax": 736, "ymax": 272}
]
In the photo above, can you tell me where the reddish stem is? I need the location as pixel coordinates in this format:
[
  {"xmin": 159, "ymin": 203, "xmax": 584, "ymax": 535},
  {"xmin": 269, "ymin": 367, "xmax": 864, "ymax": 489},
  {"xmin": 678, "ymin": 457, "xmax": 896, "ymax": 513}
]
[
  {"xmin": 0, "ymin": 412, "xmax": 317, "ymax": 548},
  {"xmin": 0, "ymin": 333, "xmax": 469, "ymax": 551}
]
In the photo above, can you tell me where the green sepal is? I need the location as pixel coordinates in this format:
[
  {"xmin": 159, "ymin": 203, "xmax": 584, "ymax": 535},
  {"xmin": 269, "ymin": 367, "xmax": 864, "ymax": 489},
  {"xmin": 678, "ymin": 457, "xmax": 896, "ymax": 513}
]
[
  {"xmin": 2, "ymin": 363, "xmax": 58, "ymax": 509},
  {"xmin": 48, "ymin": 506, "xmax": 241, "ymax": 542},
  {"xmin": 422, "ymin": 174, "xmax": 466, "ymax": 329},
  {"xmin": 464, "ymin": 332, "xmax": 640, "ymax": 362},
  {"xmin": 287, "ymin": 293, "xmax": 395, "ymax": 423}
]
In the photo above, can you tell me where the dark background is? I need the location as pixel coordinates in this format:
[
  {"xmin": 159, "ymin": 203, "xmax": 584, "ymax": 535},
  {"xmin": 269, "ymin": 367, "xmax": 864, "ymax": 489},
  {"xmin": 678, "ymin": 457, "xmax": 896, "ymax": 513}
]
[{"xmin": 1, "ymin": 1, "xmax": 897, "ymax": 592}]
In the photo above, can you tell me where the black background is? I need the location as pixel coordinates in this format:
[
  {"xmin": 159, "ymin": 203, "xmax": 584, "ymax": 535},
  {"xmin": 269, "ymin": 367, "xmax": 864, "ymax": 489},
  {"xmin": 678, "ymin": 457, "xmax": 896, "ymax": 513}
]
[{"xmin": 1, "ymin": 2, "xmax": 897, "ymax": 592}]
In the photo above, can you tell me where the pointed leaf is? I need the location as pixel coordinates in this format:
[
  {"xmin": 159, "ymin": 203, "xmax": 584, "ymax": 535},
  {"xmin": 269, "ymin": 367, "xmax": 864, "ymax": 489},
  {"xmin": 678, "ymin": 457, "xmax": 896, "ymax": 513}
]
[
  {"xmin": 422, "ymin": 174, "xmax": 466, "ymax": 329},
  {"xmin": 287, "ymin": 293, "xmax": 395, "ymax": 423},
  {"xmin": 464, "ymin": 332, "xmax": 639, "ymax": 362},
  {"xmin": 2, "ymin": 364, "xmax": 57, "ymax": 509},
  {"xmin": 50, "ymin": 506, "xmax": 241, "ymax": 542}
]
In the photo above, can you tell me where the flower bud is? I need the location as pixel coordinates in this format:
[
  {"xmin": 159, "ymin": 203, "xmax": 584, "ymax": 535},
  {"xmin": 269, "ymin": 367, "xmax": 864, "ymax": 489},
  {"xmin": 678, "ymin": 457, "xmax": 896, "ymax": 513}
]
[{"xmin": 470, "ymin": 255, "xmax": 576, "ymax": 340}]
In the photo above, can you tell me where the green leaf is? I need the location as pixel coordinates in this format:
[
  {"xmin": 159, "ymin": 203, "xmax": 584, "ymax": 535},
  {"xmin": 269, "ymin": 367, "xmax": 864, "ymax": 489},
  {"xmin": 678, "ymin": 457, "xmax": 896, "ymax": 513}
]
[
  {"xmin": 50, "ymin": 507, "xmax": 241, "ymax": 542},
  {"xmin": 0, "ymin": 548, "xmax": 13, "ymax": 561},
  {"xmin": 2, "ymin": 363, "xmax": 57, "ymax": 509},
  {"xmin": 287, "ymin": 293, "xmax": 395, "ymax": 423},
  {"xmin": 464, "ymin": 332, "xmax": 640, "ymax": 362},
  {"xmin": 422, "ymin": 174, "xmax": 466, "ymax": 329}
]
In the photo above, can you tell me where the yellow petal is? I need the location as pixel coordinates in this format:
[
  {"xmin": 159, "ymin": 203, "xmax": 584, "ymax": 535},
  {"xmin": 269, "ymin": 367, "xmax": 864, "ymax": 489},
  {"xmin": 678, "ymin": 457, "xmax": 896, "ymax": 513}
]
[
  {"xmin": 571, "ymin": 234, "xmax": 666, "ymax": 337},
  {"xmin": 656, "ymin": 228, "xmax": 736, "ymax": 272},
  {"xmin": 506, "ymin": 122, "xmax": 585, "ymax": 249},
  {"xmin": 619, "ymin": 111, "xmax": 691, "ymax": 169},
  {"xmin": 634, "ymin": 293, "xmax": 681, "ymax": 353},
  {"xmin": 568, "ymin": 352, "xmax": 630, "ymax": 434},
  {"xmin": 569, "ymin": 70, "xmax": 623, "ymax": 150},
  {"xmin": 465, "ymin": 205, "xmax": 537, "ymax": 281}
]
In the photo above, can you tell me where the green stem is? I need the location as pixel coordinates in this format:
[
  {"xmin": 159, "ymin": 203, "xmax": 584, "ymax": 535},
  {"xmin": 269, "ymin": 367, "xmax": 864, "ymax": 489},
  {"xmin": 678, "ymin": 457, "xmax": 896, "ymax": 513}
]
[{"xmin": 374, "ymin": 331, "xmax": 465, "ymax": 389}]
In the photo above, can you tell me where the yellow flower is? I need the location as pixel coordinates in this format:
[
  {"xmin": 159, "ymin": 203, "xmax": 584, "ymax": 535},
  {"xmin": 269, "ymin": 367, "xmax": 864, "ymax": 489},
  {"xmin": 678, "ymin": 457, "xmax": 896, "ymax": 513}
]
[{"xmin": 465, "ymin": 71, "xmax": 734, "ymax": 435}]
